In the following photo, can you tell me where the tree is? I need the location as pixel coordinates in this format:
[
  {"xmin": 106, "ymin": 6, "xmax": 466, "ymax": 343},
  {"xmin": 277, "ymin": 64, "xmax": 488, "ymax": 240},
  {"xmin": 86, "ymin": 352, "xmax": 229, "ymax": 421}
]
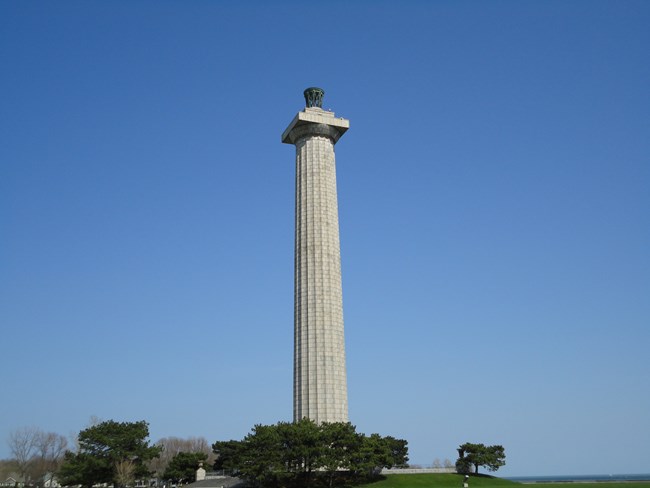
[
  {"xmin": 456, "ymin": 443, "xmax": 506, "ymax": 474},
  {"xmin": 8, "ymin": 427, "xmax": 39, "ymax": 484},
  {"xmin": 58, "ymin": 451, "xmax": 111, "ymax": 488},
  {"xmin": 114, "ymin": 459, "xmax": 136, "ymax": 488},
  {"xmin": 319, "ymin": 422, "xmax": 361, "ymax": 488},
  {"xmin": 32, "ymin": 431, "xmax": 68, "ymax": 487},
  {"xmin": 382, "ymin": 436, "xmax": 409, "ymax": 469},
  {"xmin": 236, "ymin": 423, "xmax": 285, "ymax": 487},
  {"xmin": 211, "ymin": 439, "xmax": 244, "ymax": 473},
  {"xmin": 162, "ymin": 452, "xmax": 208, "ymax": 484},
  {"xmin": 58, "ymin": 420, "xmax": 161, "ymax": 488},
  {"xmin": 276, "ymin": 419, "xmax": 324, "ymax": 484},
  {"xmin": 352, "ymin": 433, "xmax": 408, "ymax": 477}
]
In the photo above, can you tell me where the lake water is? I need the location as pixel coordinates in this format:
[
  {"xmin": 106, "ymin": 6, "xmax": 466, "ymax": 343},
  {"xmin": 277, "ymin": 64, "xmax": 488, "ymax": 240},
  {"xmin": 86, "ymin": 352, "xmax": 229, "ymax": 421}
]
[{"xmin": 506, "ymin": 474, "xmax": 650, "ymax": 483}]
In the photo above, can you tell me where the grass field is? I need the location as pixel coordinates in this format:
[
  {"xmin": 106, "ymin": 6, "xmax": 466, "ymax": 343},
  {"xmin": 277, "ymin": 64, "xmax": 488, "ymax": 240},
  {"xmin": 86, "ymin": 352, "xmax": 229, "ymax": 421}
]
[{"xmin": 359, "ymin": 474, "xmax": 650, "ymax": 488}]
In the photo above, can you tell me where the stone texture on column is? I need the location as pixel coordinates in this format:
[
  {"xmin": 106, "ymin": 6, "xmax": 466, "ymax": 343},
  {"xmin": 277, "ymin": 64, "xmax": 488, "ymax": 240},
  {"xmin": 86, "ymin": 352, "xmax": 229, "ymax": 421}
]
[{"xmin": 282, "ymin": 104, "xmax": 350, "ymax": 424}]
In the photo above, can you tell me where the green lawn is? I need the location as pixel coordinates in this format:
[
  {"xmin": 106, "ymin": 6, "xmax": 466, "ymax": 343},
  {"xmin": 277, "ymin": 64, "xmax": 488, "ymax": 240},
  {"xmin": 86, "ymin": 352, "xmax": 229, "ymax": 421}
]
[{"xmin": 359, "ymin": 474, "xmax": 650, "ymax": 488}]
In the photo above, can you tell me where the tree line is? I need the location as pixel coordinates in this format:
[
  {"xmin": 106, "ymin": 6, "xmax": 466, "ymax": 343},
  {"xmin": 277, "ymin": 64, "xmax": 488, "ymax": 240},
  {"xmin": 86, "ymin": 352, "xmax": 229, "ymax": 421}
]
[
  {"xmin": 4, "ymin": 420, "xmax": 505, "ymax": 488},
  {"xmin": 3, "ymin": 419, "xmax": 408, "ymax": 488}
]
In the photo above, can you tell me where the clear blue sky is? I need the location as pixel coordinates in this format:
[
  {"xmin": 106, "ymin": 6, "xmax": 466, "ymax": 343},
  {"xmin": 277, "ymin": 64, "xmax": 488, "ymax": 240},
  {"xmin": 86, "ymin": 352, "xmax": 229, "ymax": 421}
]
[{"xmin": 1, "ymin": 0, "xmax": 648, "ymax": 477}]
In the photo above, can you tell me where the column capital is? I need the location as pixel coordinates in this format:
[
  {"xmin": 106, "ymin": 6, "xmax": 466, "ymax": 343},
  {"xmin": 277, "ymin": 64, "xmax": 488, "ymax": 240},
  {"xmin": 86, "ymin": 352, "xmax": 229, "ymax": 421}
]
[{"xmin": 282, "ymin": 107, "xmax": 349, "ymax": 145}]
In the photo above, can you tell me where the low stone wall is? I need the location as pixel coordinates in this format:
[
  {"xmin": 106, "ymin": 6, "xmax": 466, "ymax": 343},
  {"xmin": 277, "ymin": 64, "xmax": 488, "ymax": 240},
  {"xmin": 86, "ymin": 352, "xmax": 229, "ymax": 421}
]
[
  {"xmin": 381, "ymin": 468, "xmax": 457, "ymax": 475},
  {"xmin": 204, "ymin": 471, "xmax": 230, "ymax": 480}
]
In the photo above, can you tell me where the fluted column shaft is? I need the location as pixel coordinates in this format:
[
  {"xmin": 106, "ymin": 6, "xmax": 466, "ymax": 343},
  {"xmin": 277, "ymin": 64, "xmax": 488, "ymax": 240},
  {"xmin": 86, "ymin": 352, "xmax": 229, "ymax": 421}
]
[
  {"xmin": 282, "ymin": 106, "xmax": 350, "ymax": 424},
  {"xmin": 294, "ymin": 133, "xmax": 347, "ymax": 423}
]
